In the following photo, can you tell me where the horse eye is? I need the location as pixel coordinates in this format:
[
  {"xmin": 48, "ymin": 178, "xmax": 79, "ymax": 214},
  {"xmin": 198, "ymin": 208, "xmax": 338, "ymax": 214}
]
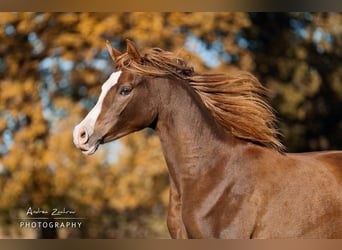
[{"xmin": 119, "ymin": 87, "xmax": 131, "ymax": 96}]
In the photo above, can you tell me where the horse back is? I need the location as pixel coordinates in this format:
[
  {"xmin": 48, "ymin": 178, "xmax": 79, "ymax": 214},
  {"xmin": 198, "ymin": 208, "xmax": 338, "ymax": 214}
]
[
  {"xmin": 310, "ymin": 151, "xmax": 342, "ymax": 184},
  {"xmin": 289, "ymin": 150, "xmax": 342, "ymax": 175},
  {"xmin": 313, "ymin": 150, "xmax": 342, "ymax": 166}
]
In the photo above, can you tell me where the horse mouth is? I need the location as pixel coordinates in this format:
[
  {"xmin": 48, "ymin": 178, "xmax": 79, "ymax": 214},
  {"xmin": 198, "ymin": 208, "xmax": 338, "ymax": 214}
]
[
  {"xmin": 79, "ymin": 139, "xmax": 103, "ymax": 155},
  {"xmin": 80, "ymin": 144, "xmax": 99, "ymax": 155}
]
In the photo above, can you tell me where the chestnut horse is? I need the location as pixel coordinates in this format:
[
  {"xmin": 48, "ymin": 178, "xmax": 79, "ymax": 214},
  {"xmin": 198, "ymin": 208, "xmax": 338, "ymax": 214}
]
[{"xmin": 73, "ymin": 40, "xmax": 342, "ymax": 238}]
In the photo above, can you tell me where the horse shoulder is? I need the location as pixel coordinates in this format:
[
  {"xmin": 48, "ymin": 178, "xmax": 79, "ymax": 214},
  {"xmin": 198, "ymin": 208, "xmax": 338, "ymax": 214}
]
[{"xmin": 213, "ymin": 144, "xmax": 291, "ymax": 238}]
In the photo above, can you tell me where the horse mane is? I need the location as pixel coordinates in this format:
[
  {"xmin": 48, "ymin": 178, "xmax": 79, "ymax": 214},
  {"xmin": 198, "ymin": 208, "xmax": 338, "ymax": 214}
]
[{"xmin": 115, "ymin": 47, "xmax": 284, "ymax": 151}]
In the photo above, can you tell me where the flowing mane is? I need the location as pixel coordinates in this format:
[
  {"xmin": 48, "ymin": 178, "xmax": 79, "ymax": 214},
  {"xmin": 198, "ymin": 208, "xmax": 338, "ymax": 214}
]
[{"xmin": 115, "ymin": 47, "xmax": 284, "ymax": 151}]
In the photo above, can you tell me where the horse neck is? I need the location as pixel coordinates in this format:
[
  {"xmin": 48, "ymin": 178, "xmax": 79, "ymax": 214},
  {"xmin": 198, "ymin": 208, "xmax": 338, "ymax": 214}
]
[{"xmin": 153, "ymin": 77, "xmax": 234, "ymax": 185}]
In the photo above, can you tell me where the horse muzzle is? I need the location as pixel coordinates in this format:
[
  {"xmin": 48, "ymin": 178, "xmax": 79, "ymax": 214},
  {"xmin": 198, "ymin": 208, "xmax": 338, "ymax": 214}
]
[{"xmin": 73, "ymin": 125, "xmax": 101, "ymax": 155}]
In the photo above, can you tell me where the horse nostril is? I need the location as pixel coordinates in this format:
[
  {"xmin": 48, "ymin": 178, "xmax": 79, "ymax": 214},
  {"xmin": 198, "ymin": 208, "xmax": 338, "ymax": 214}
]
[
  {"xmin": 81, "ymin": 131, "xmax": 86, "ymax": 138},
  {"xmin": 78, "ymin": 127, "xmax": 89, "ymax": 145}
]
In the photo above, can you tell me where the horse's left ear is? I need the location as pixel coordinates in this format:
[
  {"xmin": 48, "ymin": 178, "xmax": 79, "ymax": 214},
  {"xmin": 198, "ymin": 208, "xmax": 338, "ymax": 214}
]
[
  {"xmin": 126, "ymin": 39, "xmax": 142, "ymax": 63},
  {"xmin": 106, "ymin": 40, "xmax": 122, "ymax": 62}
]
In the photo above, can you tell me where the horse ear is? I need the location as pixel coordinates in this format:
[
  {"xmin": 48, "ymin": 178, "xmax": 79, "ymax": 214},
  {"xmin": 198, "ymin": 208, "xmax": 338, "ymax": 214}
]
[
  {"xmin": 126, "ymin": 39, "xmax": 142, "ymax": 63},
  {"xmin": 106, "ymin": 40, "xmax": 122, "ymax": 62}
]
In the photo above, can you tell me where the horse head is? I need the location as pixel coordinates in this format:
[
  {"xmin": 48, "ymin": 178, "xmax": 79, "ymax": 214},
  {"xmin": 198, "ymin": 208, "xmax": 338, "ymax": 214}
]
[{"xmin": 73, "ymin": 40, "xmax": 158, "ymax": 155}]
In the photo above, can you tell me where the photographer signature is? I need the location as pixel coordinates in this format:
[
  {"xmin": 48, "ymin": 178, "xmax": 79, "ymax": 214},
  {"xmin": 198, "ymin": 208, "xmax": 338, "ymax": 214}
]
[{"xmin": 26, "ymin": 207, "xmax": 76, "ymax": 216}]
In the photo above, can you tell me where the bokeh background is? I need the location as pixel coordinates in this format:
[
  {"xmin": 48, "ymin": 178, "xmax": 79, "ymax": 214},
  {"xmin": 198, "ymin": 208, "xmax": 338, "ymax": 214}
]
[{"xmin": 0, "ymin": 12, "xmax": 341, "ymax": 238}]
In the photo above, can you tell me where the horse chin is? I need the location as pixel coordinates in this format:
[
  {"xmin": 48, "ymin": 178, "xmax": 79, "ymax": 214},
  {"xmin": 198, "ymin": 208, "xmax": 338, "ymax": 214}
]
[{"xmin": 80, "ymin": 142, "xmax": 100, "ymax": 156}]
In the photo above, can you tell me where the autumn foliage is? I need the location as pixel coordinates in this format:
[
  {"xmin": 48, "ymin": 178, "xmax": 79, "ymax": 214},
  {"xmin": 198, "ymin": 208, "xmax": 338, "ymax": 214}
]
[{"xmin": 0, "ymin": 13, "xmax": 341, "ymax": 238}]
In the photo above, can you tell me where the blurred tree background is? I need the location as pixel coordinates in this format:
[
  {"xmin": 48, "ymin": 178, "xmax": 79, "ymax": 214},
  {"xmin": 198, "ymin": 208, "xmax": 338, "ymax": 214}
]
[{"xmin": 0, "ymin": 12, "xmax": 341, "ymax": 238}]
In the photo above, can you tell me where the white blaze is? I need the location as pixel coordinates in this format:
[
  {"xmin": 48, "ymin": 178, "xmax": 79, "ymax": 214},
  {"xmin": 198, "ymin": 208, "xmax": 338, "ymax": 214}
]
[{"xmin": 74, "ymin": 71, "xmax": 122, "ymax": 144}]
